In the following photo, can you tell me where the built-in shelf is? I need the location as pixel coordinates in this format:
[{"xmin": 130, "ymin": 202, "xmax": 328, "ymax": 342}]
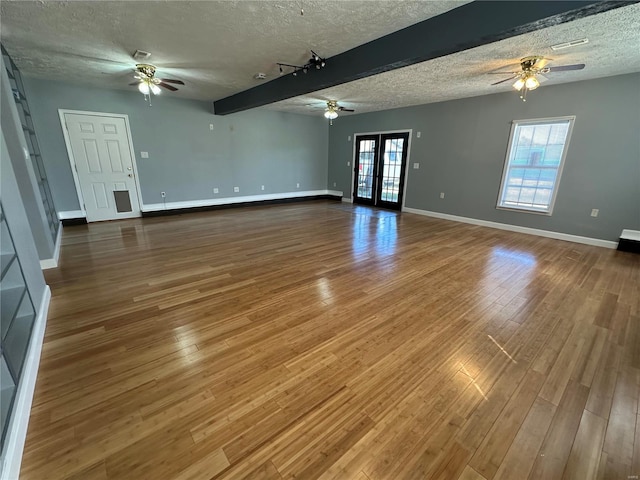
[
  {"xmin": 0, "ymin": 358, "xmax": 16, "ymax": 443},
  {"xmin": 0, "ymin": 202, "xmax": 38, "ymax": 452},
  {"xmin": 1, "ymin": 285, "xmax": 26, "ymax": 336},
  {"xmin": 0, "ymin": 252, "xmax": 16, "ymax": 279},
  {"xmin": 2, "ymin": 44, "xmax": 59, "ymax": 241}
]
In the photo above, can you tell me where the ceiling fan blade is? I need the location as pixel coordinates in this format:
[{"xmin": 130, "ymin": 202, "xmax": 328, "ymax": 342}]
[
  {"xmin": 129, "ymin": 82, "xmax": 140, "ymax": 86},
  {"xmin": 547, "ymin": 64, "xmax": 585, "ymax": 72},
  {"xmin": 338, "ymin": 108, "xmax": 355, "ymax": 112},
  {"xmin": 536, "ymin": 57, "xmax": 550, "ymax": 69},
  {"xmin": 487, "ymin": 71, "xmax": 519, "ymax": 75},
  {"xmin": 158, "ymin": 82, "xmax": 179, "ymax": 91},
  {"xmin": 160, "ymin": 78, "xmax": 185, "ymax": 85},
  {"xmin": 491, "ymin": 75, "xmax": 518, "ymax": 86}
]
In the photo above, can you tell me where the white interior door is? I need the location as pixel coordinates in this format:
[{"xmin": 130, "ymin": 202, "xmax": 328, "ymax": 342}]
[{"xmin": 64, "ymin": 113, "xmax": 141, "ymax": 222}]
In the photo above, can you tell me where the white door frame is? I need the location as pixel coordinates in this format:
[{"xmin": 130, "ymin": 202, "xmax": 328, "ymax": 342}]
[
  {"xmin": 350, "ymin": 129, "xmax": 413, "ymax": 209},
  {"xmin": 58, "ymin": 109, "xmax": 144, "ymax": 219}
]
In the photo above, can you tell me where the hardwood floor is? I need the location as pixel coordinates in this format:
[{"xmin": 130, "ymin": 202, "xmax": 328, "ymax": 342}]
[{"xmin": 20, "ymin": 201, "xmax": 640, "ymax": 480}]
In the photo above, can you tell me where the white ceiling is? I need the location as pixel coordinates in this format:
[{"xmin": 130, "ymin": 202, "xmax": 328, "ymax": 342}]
[{"xmin": 1, "ymin": 1, "xmax": 639, "ymax": 116}]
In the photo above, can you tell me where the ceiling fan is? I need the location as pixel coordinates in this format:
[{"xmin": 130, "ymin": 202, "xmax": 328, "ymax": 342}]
[
  {"xmin": 324, "ymin": 100, "xmax": 354, "ymax": 123},
  {"xmin": 490, "ymin": 56, "xmax": 585, "ymax": 101},
  {"xmin": 129, "ymin": 64, "xmax": 184, "ymax": 101}
]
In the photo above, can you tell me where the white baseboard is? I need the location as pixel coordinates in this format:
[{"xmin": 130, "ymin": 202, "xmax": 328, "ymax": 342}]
[
  {"xmin": 40, "ymin": 222, "xmax": 62, "ymax": 270},
  {"xmin": 143, "ymin": 190, "xmax": 343, "ymax": 213},
  {"xmin": 1, "ymin": 286, "xmax": 51, "ymax": 480},
  {"xmin": 620, "ymin": 229, "xmax": 640, "ymax": 241},
  {"xmin": 57, "ymin": 210, "xmax": 84, "ymax": 220},
  {"xmin": 341, "ymin": 197, "xmax": 353, "ymax": 203},
  {"xmin": 402, "ymin": 207, "xmax": 618, "ymax": 249}
]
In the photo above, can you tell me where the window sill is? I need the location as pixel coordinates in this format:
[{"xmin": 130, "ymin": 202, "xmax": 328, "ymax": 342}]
[{"xmin": 496, "ymin": 205, "xmax": 553, "ymax": 216}]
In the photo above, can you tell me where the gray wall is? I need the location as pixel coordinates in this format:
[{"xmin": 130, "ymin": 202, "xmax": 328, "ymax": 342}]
[
  {"xmin": 23, "ymin": 78, "xmax": 329, "ymax": 211},
  {"xmin": 329, "ymin": 73, "xmax": 640, "ymax": 241}
]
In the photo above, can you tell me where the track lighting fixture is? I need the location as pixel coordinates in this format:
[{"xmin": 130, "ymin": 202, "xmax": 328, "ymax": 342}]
[{"xmin": 277, "ymin": 50, "xmax": 327, "ymax": 77}]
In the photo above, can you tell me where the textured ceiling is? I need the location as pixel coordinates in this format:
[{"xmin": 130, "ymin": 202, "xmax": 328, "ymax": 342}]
[
  {"xmin": 0, "ymin": 0, "xmax": 466, "ymax": 101},
  {"xmin": 272, "ymin": 3, "xmax": 640, "ymax": 115},
  {"xmin": 1, "ymin": 1, "xmax": 639, "ymax": 116}
]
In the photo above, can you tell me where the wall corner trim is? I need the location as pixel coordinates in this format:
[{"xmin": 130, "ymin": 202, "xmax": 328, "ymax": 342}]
[
  {"xmin": 1, "ymin": 286, "xmax": 51, "ymax": 479},
  {"xmin": 402, "ymin": 207, "xmax": 618, "ymax": 249},
  {"xmin": 40, "ymin": 222, "xmax": 63, "ymax": 270}
]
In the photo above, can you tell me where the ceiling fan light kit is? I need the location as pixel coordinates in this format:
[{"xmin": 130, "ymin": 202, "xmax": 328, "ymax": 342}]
[
  {"xmin": 491, "ymin": 55, "xmax": 585, "ymax": 102},
  {"xmin": 323, "ymin": 100, "xmax": 354, "ymax": 124},
  {"xmin": 130, "ymin": 62, "xmax": 185, "ymax": 106}
]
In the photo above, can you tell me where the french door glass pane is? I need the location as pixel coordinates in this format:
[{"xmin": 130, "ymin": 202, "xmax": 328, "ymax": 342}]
[
  {"xmin": 357, "ymin": 140, "xmax": 376, "ymax": 199},
  {"xmin": 380, "ymin": 138, "xmax": 404, "ymax": 203}
]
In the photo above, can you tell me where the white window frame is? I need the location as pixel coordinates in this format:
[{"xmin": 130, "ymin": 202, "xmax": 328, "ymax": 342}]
[{"xmin": 497, "ymin": 115, "xmax": 575, "ymax": 215}]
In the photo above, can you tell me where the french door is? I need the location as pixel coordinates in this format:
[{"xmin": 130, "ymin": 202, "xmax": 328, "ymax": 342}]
[{"xmin": 353, "ymin": 132, "xmax": 409, "ymax": 210}]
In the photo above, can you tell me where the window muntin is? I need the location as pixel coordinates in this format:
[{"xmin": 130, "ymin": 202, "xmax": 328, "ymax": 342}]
[{"xmin": 497, "ymin": 117, "xmax": 574, "ymax": 214}]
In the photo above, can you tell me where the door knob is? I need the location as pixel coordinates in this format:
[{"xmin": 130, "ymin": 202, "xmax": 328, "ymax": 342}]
[
  {"xmin": 127, "ymin": 167, "xmax": 132, "ymax": 171},
  {"xmin": 128, "ymin": 174, "xmax": 133, "ymax": 177}
]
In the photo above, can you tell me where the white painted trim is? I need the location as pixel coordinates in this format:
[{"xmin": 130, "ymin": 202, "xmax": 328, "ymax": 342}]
[
  {"xmin": 40, "ymin": 222, "xmax": 62, "ymax": 269},
  {"xmin": 1, "ymin": 286, "xmax": 51, "ymax": 480},
  {"xmin": 142, "ymin": 190, "xmax": 343, "ymax": 212},
  {"xmin": 341, "ymin": 197, "xmax": 353, "ymax": 203},
  {"xmin": 39, "ymin": 258, "xmax": 57, "ymax": 269},
  {"xmin": 401, "ymin": 132, "xmax": 413, "ymax": 210},
  {"xmin": 57, "ymin": 210, "xmax": 85, "ymax": 220},
  {"xmin": 58, "ymin": 109, "xmax": 144, "ymax": 222},
  {"xmin": 402, "ymin": 207, "xmax": 617, "ymax": 249},
  {"xmin": 349, "ymin": 129, "xmax": 413, "ymax": 207},
  {"xmin": 621, "ymin": 229, "xmax": 640, "ymax": 241}
]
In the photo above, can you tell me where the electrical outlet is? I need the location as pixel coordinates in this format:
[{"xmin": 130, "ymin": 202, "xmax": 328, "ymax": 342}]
[
  {"xmin": 160, "ymin": 191, "xmax": 166, "ymax": 198},
  {"xmin": 416, "ymin": 131, "xmax": 421, "ymax": 138},
  {"xmin": 233, "ymin": 187, "xmax": 239, "ymax": 193},
  {"xmin": 140, "ymin": 151, "xmax": 149, "ymax": 159},
  {"xmin": 213, "ymin": 187, "xmax": 219, "ymax": 194},
  {"xmin": 591, "ymin": 208, "xmax": 599, "ymax": 217},
  {"xmin": 261, "ymin": 185, "xmax": 265, "ymax": 191},
  {"xmin": 440, "ymin": 192, "xmax": 445, "ymax": 199},
  {"xmin": 209, "ymin": 124, "xmax": 214, "ymax": 131},
  {"xmin": 296, "ymin": 183, "xmax": 300, "ymax": 188},
  {"xmin": 333, "ymin": 182, "xmax": 337, "ymax": 187},
  {"xmin": 413, "ymin": 163, "xmax": 420, "ymax": 169}
]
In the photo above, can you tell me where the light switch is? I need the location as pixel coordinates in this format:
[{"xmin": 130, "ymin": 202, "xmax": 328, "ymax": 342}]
[
  {"xmin": 209, "ymin": 124, "xmax": 214, "ymax": 131},
  {"xmin": 140, "ymin": 151, "xmax": 149, "ymax": 158},
  {"xmin": 413, "ymin": 163, "xmax": 420, "ymax": 169},
  {"xmin": 347, "ymin": 161, "xmax": 351, "ymax": 166},
  {"xmin": 348, "ymin": 135, "xmax": 351, "ymax": 141},
  {"xmin": 233, "ymin": 187, "xmax": 239, "ymax": 193},
  {"xmin": 416, "ymin": 132, "xmax": 421, "ymax": 138}
]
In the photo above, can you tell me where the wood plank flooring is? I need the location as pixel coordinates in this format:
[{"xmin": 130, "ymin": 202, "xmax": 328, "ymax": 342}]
[{"xmin": 20, "ymin": 201, "xmax": 640, "ymax": 480}]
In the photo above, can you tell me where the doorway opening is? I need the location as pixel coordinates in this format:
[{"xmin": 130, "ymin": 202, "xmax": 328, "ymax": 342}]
[
  {"xmin": 60, "ymin": 110, "xmax": 142, "ymax": 222},
  {"xmin": 352, "ymin": 132, "xmax": 410, "ymax": 210}
]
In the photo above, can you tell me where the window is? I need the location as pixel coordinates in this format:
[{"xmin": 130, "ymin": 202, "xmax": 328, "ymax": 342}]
[{"xmin": 497, "ymin": 116, "xmax": 574, "ymax": 214}]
